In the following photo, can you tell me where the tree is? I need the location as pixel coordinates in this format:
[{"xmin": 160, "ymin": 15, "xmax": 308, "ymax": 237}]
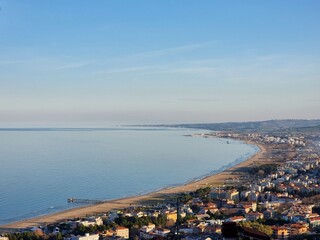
[
  {"xmin": 207, "ymin": 210, "xmax": 215, "ymax": 219},
  {"xmin": 180, "ymin": 193, "xmax": 193, "ymax": 204},
  {"xmin": 182, "ymin": 214, "xmax": 196, "ymax": 223},
  {"xmin": 190, "ymin": 205, "xmax": 201, "ymax": 214},
  {"xmin": 194, "ymin": 187, "xmax": 211, "ymax": 199},
  {"xmin": 238, "ymin": 221, "xmax": 273, "ymax": 236}
]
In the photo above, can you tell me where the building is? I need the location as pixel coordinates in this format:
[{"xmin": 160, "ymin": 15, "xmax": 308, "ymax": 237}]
[
  {"xmin": 227, "ymin": 216, "xmax": 246, "ymax": 223},
  {"xmin": 140, "ymin": 223, "xmax": 156, "ymax": 233},
  {"xmin": 272, "ymin": 226, "xmax": 289, "ymax": 239},
  {"xmin": 287, "ymin": 223, "xmax": 309, "ymax": 236},
  {"xmin": 116, "ymin": 226, "xmax": 129, "ymax": 239},
  {"xmin": 78, "ymin": 217, "xmax": 103, "ymax": 227},
  {"xmin": 245, "ymin": 212, "xmax": 263, "ymax": 221},
  {"xmin": 64, "ymin": 233, "xmax": 100, "ymax": 240},
  {"xmin": 165, "ymin": 212, "xmax": 178, "ymax": 226},
  {"xmin": 154, "ymin": 228, "xmax": 171, "ymax": 237},
  {"xmin": 308, "ymin": 217, "xmax": 320, "ymax": 228},
  {"xmin": 263, "ymin": 209, "xmax": 274, "ymax": 219},
  {"xmin": 226, "ymin": 190, "xmax": 239, "ymax": 201}
]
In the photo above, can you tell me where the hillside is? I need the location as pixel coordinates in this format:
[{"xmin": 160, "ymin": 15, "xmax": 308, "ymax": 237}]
[{"xmin": 165, "ymin": 119, "xmax": 320, "ymax": 134}]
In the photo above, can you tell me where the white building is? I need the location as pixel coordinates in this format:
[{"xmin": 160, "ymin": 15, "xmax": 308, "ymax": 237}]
[
  {"xmin": 140, "ymin": 223, "xmax": 156, "ymax": 233},
  {"xmin": 116, "ymin": 226, "xmax": 129, "ymax": 239},
  {"xmin": 64, "ymin": 233, "xmax": 99, "ymax": 240}
]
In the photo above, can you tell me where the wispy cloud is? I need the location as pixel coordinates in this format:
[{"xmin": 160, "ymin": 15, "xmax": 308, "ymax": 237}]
[
  {"xmin": 110, "ymin": 41, "xmax": 219, "ymax": 63},
  {"xmin": 133, "ymin": 41, "xmax": 218, "ymax": 58},
  {"xmin": 93, "ymin": 66, "xmax": 162, "ymax": 75},
  {"xmin": 254, "ymin": 54, "xmax": 287, "ymax": 62},
  {"xmin": 94, "ymin": 65, "xmax": 218, "ymax": 77},
  {"xmin": 177, "ymin": 98, "xmax": 220, "ymax": 102},
  {"xmin": 55, "ymin": 61, "xmax": 92, "ymax": 70},
  {"xmin": 0, "ymin": 60, "xmax": 26, "ymax": 66},
  {"xmin": 162, "ymin": 66, "xmax": 217, "ymax": 74}
]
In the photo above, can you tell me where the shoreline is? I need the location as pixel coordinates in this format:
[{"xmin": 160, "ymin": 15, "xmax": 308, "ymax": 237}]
[{"xmin": 1, "ymin": 139, "xmax": 268, "ymax": 230}]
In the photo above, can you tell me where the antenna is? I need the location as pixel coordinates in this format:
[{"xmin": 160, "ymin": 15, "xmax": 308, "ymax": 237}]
[
  {"xmin": 167, "ymin": 196, "xmax": 181, "ymax": 240},
  {"xmin": 175, "ymin": 197, "xmax": 180, "ymax": 236}
]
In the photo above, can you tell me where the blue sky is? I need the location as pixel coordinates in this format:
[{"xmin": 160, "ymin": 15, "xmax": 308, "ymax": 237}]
[{"xmin": 0, "ymin": 1, "xmax": 320, "ymax": 126}]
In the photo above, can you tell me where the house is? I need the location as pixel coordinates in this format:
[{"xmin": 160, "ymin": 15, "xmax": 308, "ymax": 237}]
[
  {"xmin": 238, "ymin": 202, "xmax": 257, "ymax": 212},
  {"xmin": 135, "ymin": 211, "xmax": 146, "ymax": 218},
  {"xmin": 199, "ymin": 206, "xmax": 218, "ymax": 214},
  {"xmin": 154, "ymin": 228, "xmax": 171, "ymax": 237},
  {"xmin": 308, "ymin": 217, "xmax": 320, "ymax": 228},
  {"xmin": 102, "ymin": 229, "xmax": 115, "ymax": 237},
  {"xmin": 211, "ymin": 190, "xmax": 227, "ymax": 199},
  {"xmin": 238, "ymin": 205, "xmax": 252, "ymax": 214},
  {"xmin": 115, "ymin": 226, "xmax": 129, "ymax": 239},
  {"xmin": 179, "ymin": 227, "xmax": 194, "ymax": 234},
  {"xmin": 245, "ymin": 212, "xmax": 263, "ymax": 221},
  {"xmin": 272, "ymin": 226, "xmax": 289, "ymax": 239},
  {"xmin": 78, "ymin": 217, "xmax": 103, "ymax": 227},
  {"xmin": 240, "ymin": 190, "xmax": 251, "ymax": 199},
  {"xmin": 287, "ymin": 223, "xmax": 309, "ymax": 235},
  {"xmin": 248, "ymin": 191, "xmax": 259, "ymax": 201},
  {"xmin": 107, "ymin": 211, "xmax": 119, "ymax": 222},
  {"xmin": 196, "ymin": 222, "xmax": 208, "ymax": 233},
  {"xmin": 64, "ymin": 233, "xmax": 100, "ymax": 240},
  {"xmin": 139, "ymin": 231, "xmax": 155, "ymax": 240},
  {"xmin": 140, "ymin": 223, "xmax": 156, "ymax": 233},
  {"xmin": 219, "ymin": 207, "xmax": 239, "ymax": 216},
  {"xmin": 226, "ymin": 216, "xmax": 246, "ymax": 223},
  {"xmin": 226, "ymin": 190, "xmax": 239, "ymax": 201},
  {"xmin": 204, "ymin": 225, "xmax": 221, "ymax": 234},
  {"xmin": 195, "ymin": 214, "xmax": 210, "ymax": 220},
  {"xmin": 166, "ymin": 212, "xmax": 177, "ymax": 223},
  {"xmin": 263, "ymin": 209, "xmax": 274, "ymax": 219}
]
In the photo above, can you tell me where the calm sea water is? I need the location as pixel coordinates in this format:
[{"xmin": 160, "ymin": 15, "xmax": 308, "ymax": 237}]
[{"xmin": 0, "ymin": 128, "xmax": 258, "ymax": 225}]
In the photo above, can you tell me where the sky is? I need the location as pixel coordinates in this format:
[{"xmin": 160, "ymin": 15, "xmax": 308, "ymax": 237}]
[{"xmin": 0, "ymin": 1, "xmax": 320, "ymax": 126}]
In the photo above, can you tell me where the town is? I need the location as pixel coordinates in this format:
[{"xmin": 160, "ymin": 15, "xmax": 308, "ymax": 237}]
[{"xmin": 1, "ymin": 128, "xmax": 320, "ymax": 240}]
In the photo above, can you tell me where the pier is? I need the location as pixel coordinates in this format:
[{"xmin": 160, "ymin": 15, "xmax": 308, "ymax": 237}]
[{"xmin": 67, "ymin": 198, "xmax": 104, "ymax": 204}]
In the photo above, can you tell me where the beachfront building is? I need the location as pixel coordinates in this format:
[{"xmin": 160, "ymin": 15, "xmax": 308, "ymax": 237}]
[
  {"xmin": 115, "ymin": 226, "xmax": 129, "ymax": 239},
  {"xmin": 64, "ymin": 233, "xmax": 100, "ymax": 240},
  {"xmin": 78, "ymin": 217, "xmax": 103, "ymax": 227},
  {"xmin": 210, "ymin": 189, "xmax": 239, "ymax": 201}
]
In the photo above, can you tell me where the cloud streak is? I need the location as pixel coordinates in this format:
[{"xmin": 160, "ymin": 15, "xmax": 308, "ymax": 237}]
[
  {"xmin": 177, "ymin": 98, "xmax": 220, "ymax": 102},
  {"xmin": 55, "ymin": 61, "xmax": 92, "ymax": 70},
  {"xmin": 132, "ymin": 41, "xmax": 218, "ymax": 58},
  {"xmin": 110, "ymin": 41, "xmax": 219, "ymax": 63}
]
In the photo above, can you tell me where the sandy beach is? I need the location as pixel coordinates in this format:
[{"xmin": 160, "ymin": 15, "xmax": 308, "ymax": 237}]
[{"xmin": 1, "ymin": 140, "xmax": 270, "ymax": 230}]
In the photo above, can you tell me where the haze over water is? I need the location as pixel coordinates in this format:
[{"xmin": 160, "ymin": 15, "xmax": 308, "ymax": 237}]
[{"xmin": 0, "ymin": 128, "xmax": 258, "ymax": 225}]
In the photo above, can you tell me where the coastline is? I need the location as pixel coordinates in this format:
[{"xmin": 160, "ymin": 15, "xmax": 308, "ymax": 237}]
[{"xmin": 1, "ymin": 140, "xmax": 268, "ymax": 230}]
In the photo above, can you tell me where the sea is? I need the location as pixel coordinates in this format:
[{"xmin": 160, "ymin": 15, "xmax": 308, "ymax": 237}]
[{"xmin": 0, "ymin": 127, "xmax": 259, "ymax": 225}]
